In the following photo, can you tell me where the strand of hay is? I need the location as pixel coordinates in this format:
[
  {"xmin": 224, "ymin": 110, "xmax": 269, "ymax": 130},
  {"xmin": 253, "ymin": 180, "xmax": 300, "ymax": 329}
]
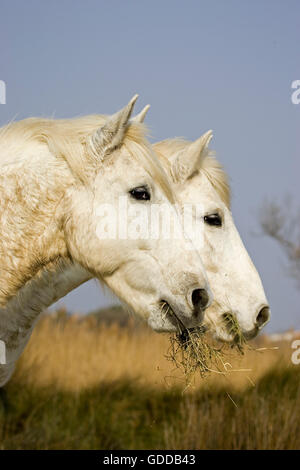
[
  {"xmin": 222, "ymin": 312, "xmax": 245, "ymax": 352},
  {"xmin": 165, "ymin": 311, "xmax": 247, "ymax": 386},
  {"xmin": 166, "ymin": 327, "xmax": 226, "ymax": 382}
]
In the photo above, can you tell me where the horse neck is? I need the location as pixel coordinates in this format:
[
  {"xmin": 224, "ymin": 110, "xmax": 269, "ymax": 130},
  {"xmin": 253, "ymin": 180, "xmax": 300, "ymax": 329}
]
[
  {"xmin": 0, "ymin": 259, "xmax": 91, "ymax": 362},
  {"xmin": 0, "ymin": 139, "xmax": 81, "ymax": 306},
  {"xmin": 0, "ymin": 139, "xmax": 93, "ymax": 363}
]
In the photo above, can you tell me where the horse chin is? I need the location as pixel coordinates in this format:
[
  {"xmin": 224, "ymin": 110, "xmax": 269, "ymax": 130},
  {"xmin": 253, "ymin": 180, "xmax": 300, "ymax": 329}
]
[
  {"xmin": 147, "ymin": 315, "xmax": 178, "ymax": 333},
  {"xmin": 148, "ymin": 300, "xmax": 185, "ymax": 333},
  {"xmin": 242, "ymin": 327, "xmax": 259, "ymax": 341},
  {"xmin": 212, "ymin": 327, "xmax": 259, "ymax": 345},
  {"xmin": 148, "ymin": 300, "xmax": 206, "ymax": 334},
  {"xmin": 211, "ymin": 327, "xmax": 236, "ymax": 344}
]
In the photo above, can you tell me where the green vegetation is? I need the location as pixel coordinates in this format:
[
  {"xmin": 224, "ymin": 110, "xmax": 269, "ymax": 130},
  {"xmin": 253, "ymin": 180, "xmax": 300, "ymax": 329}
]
[
  {"xmin": 0, "ymin": 366, "xmax": 299, "ymax": 450},
  {"xmin": 0, "ymin": 312, "xmax": 298, "ymax": 450}
]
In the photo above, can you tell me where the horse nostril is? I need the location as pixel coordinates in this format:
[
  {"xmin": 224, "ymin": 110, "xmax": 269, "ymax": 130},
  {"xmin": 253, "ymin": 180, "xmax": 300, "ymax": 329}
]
[
  {"xmin": 191, "ymin": 289, "xmax": 209, "ymax": 310},
  {"xmin": 256, "ymin": 306, "xmax": 270, "ymax": 328}
]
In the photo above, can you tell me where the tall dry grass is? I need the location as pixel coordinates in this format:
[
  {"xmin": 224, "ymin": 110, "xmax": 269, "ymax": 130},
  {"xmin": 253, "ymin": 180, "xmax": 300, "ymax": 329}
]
[
  {"xmin": 12, "ymin": 312, "xmax": 288, "ymax": 393},
  {"xmin": 0, "ymin": 311, "xmax": 298, "ymax": 450}
]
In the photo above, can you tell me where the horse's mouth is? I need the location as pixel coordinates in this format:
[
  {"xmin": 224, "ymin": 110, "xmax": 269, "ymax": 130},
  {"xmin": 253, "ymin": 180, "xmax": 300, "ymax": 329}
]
[
  {"xmin": 241, "ymin": 327, "xmax": 259, "ymax": 341},
  {"xmin": 218, "ymin": 312, "xmax": 260, "ymax": 348},
  {"xmin": 159, "ymin": 299, "xmax": 207, "ymax": 339},
  {"xmin": 160, "ymin": 299, "xmax": 185, "ymax": 331}
]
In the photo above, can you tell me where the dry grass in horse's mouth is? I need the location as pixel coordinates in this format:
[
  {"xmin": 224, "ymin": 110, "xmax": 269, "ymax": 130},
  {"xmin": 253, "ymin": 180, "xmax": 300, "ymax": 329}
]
[
  {"xmin": 222, "ymin": 312, "xmax": 245, "ymax": 351},
  {"xmin": 166, "ymin": 319, "xmax": 245, "ymax": 384},
  {"xmin": 166, "ymin": 328, "xmax": 224, "ymax": 382},
  {"xmin": 161, "ymin": 302, "xmax": 247, "ymax": 384}
]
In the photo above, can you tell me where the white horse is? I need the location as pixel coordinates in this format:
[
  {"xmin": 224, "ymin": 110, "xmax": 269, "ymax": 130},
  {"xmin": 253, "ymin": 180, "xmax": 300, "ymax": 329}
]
[
  {"xmin": 152, "ymin": 126, "xmax": 270, "ymax": 342},
  {"xmin": 0, "ymin": 96, "xmax": 212, "ymax": 386}
]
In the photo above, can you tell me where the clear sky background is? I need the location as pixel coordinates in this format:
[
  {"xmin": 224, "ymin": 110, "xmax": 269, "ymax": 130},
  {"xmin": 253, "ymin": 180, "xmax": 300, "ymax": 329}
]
[{"xmin": 0, "ymin": 0, "xmax": 299, "ymax": 332}]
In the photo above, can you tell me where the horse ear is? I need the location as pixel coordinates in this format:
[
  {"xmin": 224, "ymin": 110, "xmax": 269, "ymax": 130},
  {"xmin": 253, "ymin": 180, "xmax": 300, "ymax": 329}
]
[
  {"xmin": 131, "ymin": 104, "xmax": 151, "ymax": 123},
  {"xmin": 172, "ymin": 130, "xmax": 213, "ymax": 183},
  {"xmin": 88, "ymin": 94, "xmax": 138, "ymax": 158}
]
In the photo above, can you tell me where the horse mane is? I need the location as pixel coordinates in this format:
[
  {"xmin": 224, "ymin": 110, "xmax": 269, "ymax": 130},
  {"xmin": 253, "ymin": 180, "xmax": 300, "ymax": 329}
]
[
  {"xmin": 154, "ymin": 138, "xmax": 231, "ymax": 208},
  {"xmin": 0, "ymin": 116, "xmax": 174, "ymax": 202}
]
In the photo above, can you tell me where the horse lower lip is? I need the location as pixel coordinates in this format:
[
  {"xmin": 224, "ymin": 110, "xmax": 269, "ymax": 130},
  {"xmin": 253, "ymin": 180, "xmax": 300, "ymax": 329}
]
[
  {"xmin": 160, "ymin": 301, "xmax": 206, "ymax": 333},
  {"xmin": 160, "ymin": 300, "xmax": 187, "ymax": 331},
  {"xmin": 178, "ymin": 325, "xmax": 207, "ymax": 347},
  {"xmin": 242, "ymin": 328, "xmax": 258, "ymax": 341}
]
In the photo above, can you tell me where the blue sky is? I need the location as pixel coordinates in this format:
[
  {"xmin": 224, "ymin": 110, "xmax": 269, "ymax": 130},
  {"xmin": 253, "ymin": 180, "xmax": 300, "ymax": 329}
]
[{"xmin": 0, "ymin": 0, "xmax": 299, "ymax": 332}]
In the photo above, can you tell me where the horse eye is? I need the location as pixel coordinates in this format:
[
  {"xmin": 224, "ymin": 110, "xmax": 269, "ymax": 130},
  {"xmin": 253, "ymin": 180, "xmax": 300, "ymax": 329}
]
[
  {"xmin": 204, "ymin": 213, "xmax": 222, "ymax": 227},
  {"xmin": 129, "ymin": 186, "xmax": 151, "ymax": 201}
]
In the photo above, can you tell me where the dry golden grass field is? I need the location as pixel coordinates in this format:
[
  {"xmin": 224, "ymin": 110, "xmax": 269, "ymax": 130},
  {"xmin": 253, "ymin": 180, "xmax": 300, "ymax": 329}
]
[{"xmin": 0, "ymin": 308, "xmax": 299, "ymax": 450}]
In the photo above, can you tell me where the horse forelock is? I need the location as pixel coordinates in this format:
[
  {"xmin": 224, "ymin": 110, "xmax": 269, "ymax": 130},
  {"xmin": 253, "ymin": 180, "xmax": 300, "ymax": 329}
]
[
  {"xmin": 0, "ymin": 116, "xmax": 174, "ymax": 203},
  {"xmin": 123, "ymin": 124, "xmax": 175, "ymax": 204},
  {"xmin": 154, "ymin": 138, "xmax": 231, "ymax": 208}
]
